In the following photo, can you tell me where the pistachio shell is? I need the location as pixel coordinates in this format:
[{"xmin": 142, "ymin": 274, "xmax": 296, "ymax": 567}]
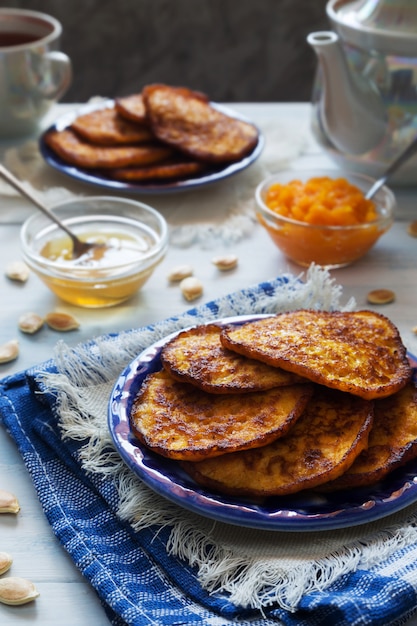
[
  {"xmin": 18, "ymin": 312, "xmax": 44, "ymax": 335},
  {"xmin": 5, "ymin": 261, "xmax": 30, "ymax": 283},
  {"xmin": 367, "ymin": 289, "xmax": 395, "ymax": 305},
  {"xmin": 0, "ymin": 577, "xmax": 39, "ymax": 605},
  {"xmin": 45, "ymin": 312, "xmax": 80, "ymax": 332},
  {"xmin": 0, "ymin": 552, "xmax": 12, "ymax": 576},
  {"xmin": 407, "ymin": 220, "xmax": 417, "ymax": 237},
  {"xmin": 180, "ymin": 276, "xmax": 203, "ymax": 301},
  {"xmin": 0, "ymin": 489, "xmax": 20, "ymax": 514},
  {"xmin": 167, "ymin": 264, "xmax": 194, "ymax": 282},
  {"xmin": 0, "ymin": 340, "xmax": 19, "ymax": 364},
  {"xmin": 211, "ymin": 254, "xmax": 238, "ymax": 271}
]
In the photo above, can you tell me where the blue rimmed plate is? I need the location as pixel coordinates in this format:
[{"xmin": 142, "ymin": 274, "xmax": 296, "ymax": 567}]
[
  {"xmin": 108, "ymin": 315, "xmax": 417, "ymax": 531},
  {"xmin": 39, "ymin": 100, "xmax": 264, "ymax": 194}
]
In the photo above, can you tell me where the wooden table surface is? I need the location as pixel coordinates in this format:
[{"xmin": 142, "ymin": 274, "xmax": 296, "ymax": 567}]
[{"xmin": 1, "ymin": 103, "xmax": 417, "ymax": 625}]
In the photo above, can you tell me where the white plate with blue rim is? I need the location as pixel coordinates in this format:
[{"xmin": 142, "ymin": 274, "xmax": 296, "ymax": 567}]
[
  {"xmin": 39, "ymin": 100, "xmax": 264, "ymax": 194},
  {"xmin": 108, "ymin": 314, "xmax": 417, "ymax": 531}
]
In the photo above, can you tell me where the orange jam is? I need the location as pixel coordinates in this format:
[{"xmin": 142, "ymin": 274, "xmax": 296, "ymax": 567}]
[
  {"xmin": 264, "ymin": 176, "xmax": 378, "ymax": 225},
  {"xmin": 259, "ymin": 176, "xmax": 387, "ymax": 267}
]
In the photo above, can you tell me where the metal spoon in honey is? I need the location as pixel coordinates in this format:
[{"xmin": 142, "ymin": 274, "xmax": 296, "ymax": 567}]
[{"xmin": 0, "ymin": 164, "xmax": 105, "ymax": 260}]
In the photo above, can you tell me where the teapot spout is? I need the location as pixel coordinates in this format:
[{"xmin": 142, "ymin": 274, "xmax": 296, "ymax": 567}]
[{"xmin": 307, "ymin": 31, "xmax": 387, "ymax": 155}]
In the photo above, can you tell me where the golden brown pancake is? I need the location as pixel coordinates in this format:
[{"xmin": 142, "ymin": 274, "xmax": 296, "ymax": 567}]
[
  {"xmin": 115, "ymin": 93, "xmax": 147, "ymax": 124},
  {"xmin": 44, "ymin": 129, "xmax": 174, "ymax": 169},
  {"xmin": 142, "ymin": 83, "xmax": 259, "ymax": 163},
  {"xmin": 182, "ymin": 385, "xmax": 374, "ymax": 497},
  {"xmin": 324, "ymin": 381, "xmax": 417, "ymax": 490},
  {"xmin": 160, "ymin": 323, "xmax": 307, "ymax": 393},
  {"xmin": 220, "ymin": 310, "xmax": 411, "ymax": 400},
  {"xmin": 71, "ymin": 107, "xmax": 153, "ymax": 144},
  {"xmin": 130, "ymin": 369, "xmax": 313, "ymax": 461},
  {"xmin": 108, "ymin": 158, "xmax": 207, "ymax": 182}
]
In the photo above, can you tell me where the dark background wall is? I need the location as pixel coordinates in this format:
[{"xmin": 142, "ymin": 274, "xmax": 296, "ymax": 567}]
[{"xmin": 2, "ymin": 0, "xmax": 330, "ymax": 102}]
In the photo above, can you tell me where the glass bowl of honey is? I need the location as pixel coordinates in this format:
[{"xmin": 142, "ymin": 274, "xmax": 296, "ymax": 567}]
[{"xmin": 20, "ymin": 196, "xmax": 169, "ymax": 308}]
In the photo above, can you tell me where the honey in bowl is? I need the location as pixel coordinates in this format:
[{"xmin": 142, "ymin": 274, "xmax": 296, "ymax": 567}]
[{"xmin": 20, "ymin": 197, "xmax": 169, "ymax": 308}]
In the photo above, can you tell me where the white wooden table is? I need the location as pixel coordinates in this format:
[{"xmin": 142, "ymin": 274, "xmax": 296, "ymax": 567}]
[{"xmin": 1, "ymin": 103, "xmax": 417, "ymax": 625}]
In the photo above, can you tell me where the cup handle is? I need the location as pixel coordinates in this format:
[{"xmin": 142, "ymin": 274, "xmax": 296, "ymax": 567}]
[{"xmin": 40, "ymin": 50, "xmax": 73, "ymax": 100}]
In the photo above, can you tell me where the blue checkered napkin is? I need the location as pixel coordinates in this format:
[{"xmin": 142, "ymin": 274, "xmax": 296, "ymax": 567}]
[
  {"xmin": 274, "ymin": 565, "xmax": 417, "ymax": 626},
  {"xmin": 2, "ymin": 273, "xmax": 417, "ymax": 626},
  {"xmin": 0, "ymin": 369, "xmax": 273, "ymax": 626},
  {"xmin": 12, "ymin": 365, "xmax": 417, "ymax": 626}
]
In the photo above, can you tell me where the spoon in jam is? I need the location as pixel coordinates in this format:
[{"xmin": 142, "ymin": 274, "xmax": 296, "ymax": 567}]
[
  {"xmin": 0, "ymin": 164, "xmax": 104, "ymax": 260},
  {"xmin": 365, "ymin": 134, "xmax": 417, "ymax": 200}
]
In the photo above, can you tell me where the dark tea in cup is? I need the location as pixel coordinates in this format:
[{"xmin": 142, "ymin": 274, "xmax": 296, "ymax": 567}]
[
  {"xmin": 0, "ymin": 32, "xmax": 41, "ymax": 47},
  {"xmin": 0, "ymin": 8, "xmax": 72, "ymax": 137}
]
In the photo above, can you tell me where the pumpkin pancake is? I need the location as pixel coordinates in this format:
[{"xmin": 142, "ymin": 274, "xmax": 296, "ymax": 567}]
[
  {"xmin": 160, "ymin": 323, "xmax": 307, "ymax": 393},
  {"xmin": 130, "ymin": 369, "xmax": 313, "ymax": 461},
  {"xmin": 44, "ymin": 129, "xmax": 174, "ymax": 169},
  {"xmin": 220, "ymin": 310, "xmax": 411, "ymax": 400},
  {"xmin": 324, "ymin": 382, "xmax": 417, "ymax": 490},
  {"xmin": 182, "ymin": 385, "xmax": 374, "ymax": 497},
  {"xmin": 115, "ymin": 93, "xmax": 147, "ymax": 124},
  {"xmin": 109, "ymin": 158, "xmax": 207, "ymax": 182},
  {"xmin": 142, "ymin": 83, "xmax": 259, "ymax": 163},
  {"xmin": 71, "ymin": 107, "xmax": 153, "ymax": 145}
]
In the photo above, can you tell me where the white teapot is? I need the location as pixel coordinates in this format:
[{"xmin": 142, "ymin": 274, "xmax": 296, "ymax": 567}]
[{"xmin": 308, "ymin": 0, "xmax": 417, "ymax": 184}]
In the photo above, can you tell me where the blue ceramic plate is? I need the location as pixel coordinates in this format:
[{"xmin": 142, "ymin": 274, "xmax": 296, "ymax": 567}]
[
  {"xmin": 39, "ymin": 100, "xmax": 264, "ymax": 194},
  {"xmin": 108, "ymin": 315, "xmax": 417, "ymax": 531}
]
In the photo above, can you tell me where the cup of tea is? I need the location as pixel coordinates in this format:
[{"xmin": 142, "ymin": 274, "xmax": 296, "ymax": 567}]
[{"xmin": 0, "ymin": 8, "xmax": 72, "ymax": 139}]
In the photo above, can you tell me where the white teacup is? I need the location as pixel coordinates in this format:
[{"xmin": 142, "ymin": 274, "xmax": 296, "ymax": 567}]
[{"xmin": 0, "ymin": 8, "xmax": 72, "ymax": 139}]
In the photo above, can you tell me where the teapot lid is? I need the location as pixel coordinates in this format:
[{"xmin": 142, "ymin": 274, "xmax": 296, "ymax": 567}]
[{"xmin": 327, "ymin": 0, "xmax": 417, "ymax": 56}]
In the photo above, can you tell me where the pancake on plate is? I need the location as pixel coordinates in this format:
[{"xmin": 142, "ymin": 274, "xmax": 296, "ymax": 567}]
[
  {"xmin": 43, "ymin": 128, "xmax": 174, "ymax": 169},
  {"xmin": 142, "ymin": 83, "xmax": 259, "ymax": 163},
  {"xmin": 324, "ymin": 381, "xmax": 417, "ymax": 490},
  {"xmin": 71, "ymin": 107, "xmax": 153, "ymax": 145},
  {"xmin": 115, "ymin": 93, "xmax": 147, "ymax": 124},
  {"xmin": 130, "ymin": 369, "xmax": 313, "ymax": 461},
  {"xmin": 182, "ymin": 385, "xmax": 374, "ymax": 497},
  {"xmin": 220, "ymin": 310, "xmax": 412, "ymax": 400},
  {"xmin": 160, "ymin": 323, "xmax": 307, "ymax": 393},
  {"xmin": 108, "ymin": 158, "xmax": 207, "ymax": 182}
]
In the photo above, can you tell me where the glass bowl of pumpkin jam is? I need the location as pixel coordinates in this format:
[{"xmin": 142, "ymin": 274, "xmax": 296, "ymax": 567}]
[
  {"xmin": 20, "ymin": 196, "xmax": 168, "ymax": 307},
  {"xmin": 255, "ymin": 170, "xmax": 395, "ymax": 268}
]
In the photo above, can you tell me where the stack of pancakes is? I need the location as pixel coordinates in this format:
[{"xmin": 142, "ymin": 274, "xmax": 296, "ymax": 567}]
[
  {"xmin": 44, "ymin": 83, "xmax": 259, "ymax": 183},
  {"xmin": 130, "ymin": 310, "xmax": 416, "ymax": 498}
]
